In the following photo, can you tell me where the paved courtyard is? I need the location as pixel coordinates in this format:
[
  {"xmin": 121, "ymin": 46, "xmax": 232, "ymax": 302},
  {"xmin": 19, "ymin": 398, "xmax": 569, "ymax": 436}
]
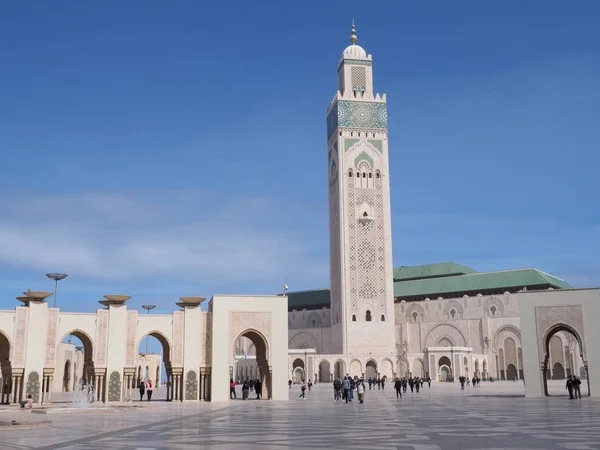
[{"xmin": 1, "ymin": 381, "xmax": 599, "ymax": 449}]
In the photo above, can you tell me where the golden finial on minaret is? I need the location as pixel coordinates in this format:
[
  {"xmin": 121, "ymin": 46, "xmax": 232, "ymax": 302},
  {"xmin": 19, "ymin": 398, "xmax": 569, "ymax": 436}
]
[{"xmin": 350, "ymin": 20, "xmax": 358, "ymax": 44}]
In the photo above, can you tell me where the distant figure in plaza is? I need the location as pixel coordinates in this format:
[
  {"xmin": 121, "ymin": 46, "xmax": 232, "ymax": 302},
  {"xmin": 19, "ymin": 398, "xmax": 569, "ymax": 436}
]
[
  {"xmin": 566, "ymin": 376, "xmax": 575, "ymax": 399},
  {"xmin": 146, "ymin": 379, "xmax": 153, "ymax": 401},
  {"xmin": 466, "ymin": 377, "xmax": 470, "ymax": 387},
  {"xmin": 472, "ymin": 376, "xmax": 476, "ymax": 387},
  {"xmin": 414, "ymin": 377, "xmax": 420, "ymax": 393},
  {"xmin": 333, "ymin": 378, "xmax": 342, "ymax": 401},
  {"xmin": 402, "ymin": 378, "xmax": 407, "ymax": 393},
  {"xmin": 347, "ymin": 377, "xmax": 354, "ymax": 402},
  {"xmin": 299, "ymin": 380, "xmax": 307, "ymax": 399},
  {"xmin": 357, "ymin": 379, "xmax": 365, "ymax": 404},
  {"xmin": 427, "ymin": 376, "xmax": 431, "ymax": 388},
  {"xmin": 242, "ymin": 380, "xmax": 249, "ymax": 400},
  {"xmin": 308, "ymin": 379, "xmax": 313, "ymax": 391},
  {"xmin": 138, "ymin": 379, "xmax": 146, "ymax": 401},
  {"xmin": 20, "ymin": 394, "xmax": 33, "ymax": 409},
  {"xmin": 342, "ymin": 376, "xmax": 350, "ymax": 403},
  {"xmin": 420, "ymin": 378, "xmax": 424, "ymax": 389},
  {"xmin": 572, "ymin": 376, "xmax": 582, "ymax": 399},
  {"xmin": 230, "ymin": 378, "xmax": 237, "ymax": 399},
  {"xmin": 394, "ymin": 378, "xmax": 402, "ymax": 398},
  {"xmin": 288, "ymin": 379, "xmax": 292, "ymax": 390},
  {"xmin": 408, "ymin": 377, "xmax": 414, "ymax": 393},
  {"xmin": 368, "ymin": 377, "xmax": 373, "ymax": 390},
  {"xmin": 459, "ymin": 376, "xmax": 466, "ymax": 391},
  {"xmin": 381, "ymin": 377, "xmax": 386, "ymax": 390},
  {"xmin": 255, "ymin": 378, "xmax": 262, "ymax": 399},
  {"xmin": 377, "ymin": 378, "xmax": 381, "ymax": 390}
]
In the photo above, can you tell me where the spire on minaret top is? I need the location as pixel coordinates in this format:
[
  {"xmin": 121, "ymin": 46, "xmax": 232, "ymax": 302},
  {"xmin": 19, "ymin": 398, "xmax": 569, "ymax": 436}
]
[{"xmin": 343, "ymin": 20, "xmax": 367, "ymax": 59}]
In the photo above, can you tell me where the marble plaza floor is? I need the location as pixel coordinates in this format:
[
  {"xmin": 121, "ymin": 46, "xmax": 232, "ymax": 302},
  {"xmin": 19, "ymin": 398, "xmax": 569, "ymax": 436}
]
[{"xmin": 1, "ymin": 381, "xmax": 599, "ymax": 450}]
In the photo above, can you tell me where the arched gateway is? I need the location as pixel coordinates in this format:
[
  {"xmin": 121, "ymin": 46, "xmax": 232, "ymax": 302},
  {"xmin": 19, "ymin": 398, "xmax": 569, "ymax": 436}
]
[{"xmin": 0, "ymin": 292, "xmax": 289, "ymax": 405}]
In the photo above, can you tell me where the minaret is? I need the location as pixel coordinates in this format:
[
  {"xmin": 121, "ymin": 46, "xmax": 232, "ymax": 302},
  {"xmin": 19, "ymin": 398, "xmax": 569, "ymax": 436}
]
[{"xmin": 327, "ymin": 23, "xmax": 396, "ymax": 356}]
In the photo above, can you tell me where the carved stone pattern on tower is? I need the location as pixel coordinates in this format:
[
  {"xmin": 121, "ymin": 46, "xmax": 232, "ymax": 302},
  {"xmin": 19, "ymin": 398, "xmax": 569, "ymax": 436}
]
[
  {"xmin": 229, "ymin": 312, "xmax": 272, "ymax": 358},
  {"xmin": 173, "ymin": 311, "xmax": 184, "ymax": 366},
  {"xmin": 351, "ymin": 66, "xmax": 366, "ymax": 91},
  {"xmin": 338, "ymin": 101, "xmax": 387, "ymax": 130},
  {"xmin": 535, "ymin": 305, "xmax": 584, "ymax": 357},
  {"xmin": 44, "ymin": 309, "xmax": 59, "ymax": 367},
  {"xmin": 347, "ymin": 172, "xmax": 357, "ymax": 314},
  {"xmin": 204, "ymin": 313, "xmax": 212, "ymax": 366},
  {"xmin": 13, "ymin": 307, "xmax": 28, "ymax": 367},
  {"xmin": 126, "ymin": 311, "xmax": 137, "ymax": 366},
  {"xmin": 95, "ymin": 309, "xmax": 108, "ymax": 367},
  {"xmin": 338, "ymin": 59, "xmax": 372, "ymax": 69},
  {"xmin": 327, "ymin": 102, "xmax": 338, "ymax": 140}
]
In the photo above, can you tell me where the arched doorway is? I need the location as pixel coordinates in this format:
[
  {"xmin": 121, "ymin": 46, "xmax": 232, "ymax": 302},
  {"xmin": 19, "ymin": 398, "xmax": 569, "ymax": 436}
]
[
  {"xmin": 365, "ymin": 360, "xmax": 377, "ymax": 380},
  {"xmin": 334, "ymin": 360, "xmax": 345, "ymax": 380},
  {"xmin": 506, "ymin": 364, "xmax": 518, "ymax": 380},
  {"xmin": 63, "ymin": 360, "xmax": 72, "ymax": 392},
  {"xmin": 137, "ymin": 332, "xmax": 172, "ymax": 401},
  {"xmin": 292, "ymin": 358, "xmax": 305, "ymax": 383},
  {"xmin": 542, "ymin": 324, "xmax": 589, "ymax": 396},
  {"xmin": 0, "ymin": 331, "xmax": 12, "ymax": 404},
  {"xmin": 318, "ymin": 360, "xmax": 331, "ymax": 382},
  {"xmin": 438, "ymin": 356, "xmax": 451, "ymax": 381},
  {"xmin": 233, "ymin": 330, "xmax": 270, "ymax": 400},
  {"xmin": 552, "ymin": 363, "xmax": 565, "ymax": 380},
  {"xmin": 58, "ymin": 330, "xmax": 96, "ymax": 401}
]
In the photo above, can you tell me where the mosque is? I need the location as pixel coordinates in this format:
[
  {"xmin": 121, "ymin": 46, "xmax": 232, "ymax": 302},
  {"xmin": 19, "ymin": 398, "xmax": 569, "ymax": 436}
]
[{"xmin": 1, "ymin": 25, "xmax": 599, "ymax": 404}]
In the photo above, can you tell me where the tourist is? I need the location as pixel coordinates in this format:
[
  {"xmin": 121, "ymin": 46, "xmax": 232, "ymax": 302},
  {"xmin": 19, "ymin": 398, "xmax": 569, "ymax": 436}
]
[
  {"xmin": 394, "ymin": 377, "xmax": 402, "ymax": 399},
  {"xmin": 459, "ymin": 376, "xmax": 465, "ymax": 391},
  {"xmin": 288, "ymin": 379, "xmax": 292, "ymax": 390},
  {"xmin": 308, "ymin": 379, "xmax": 313, "ymax": 391},
  {"xmin": 368, "ymin": 377, "xmax": 373, "ymax": 390},
  {"xmin": 20, "ymin": 394, "xmax": 33, "ymax": 409},
  {"xmin": 572, "ymin": 376, "xmax": 582, "ymax": 399},
  {"xmin": 415, "ymin": 377, "xmax": 420, "ymax": 393},
  {"xmin": 255, "ymin": 378, "xmax": 262, "ymax": 399},
  {"xmin": 242, "ymin": 380, "xmax": 249, "ymax": 400},
  {"xmin": 333, "ymin": 378, "xmax": 342, "ymax": 401},
  {"xmin": 347, "ymin": 377, "xmax": 354, "ymax": 402},
  {"xmin": 146, "ymin": 379, "xmax": 153, "ymax": 401},
  {"xmin": 427, "ymin": 376, "xmax": 431, "ymax": 388},
  {"xmin": 357, "ymin": 379, "xmax": 365, "ymax": 404},
  {"xmin": 230, "ymin": 378, "xmax": 237, "ymax": 399},
  {"xmin": 342, "ymin": 376, "xmax": 350, "ymax": 403},
  {"xmin": 299, "ymin": 379, "xmax": 307, "ymax": 399},
  {"xmin": 402, "ymin": 377, "xmax": 407, "ymax": 393},
  {"xmin": 566, "ymin": 375, "xmax": 574, "ymax": 399},
  {"xmin": 409, "ymin": 377, "xmax": 414, "ymax": 393},
  {"xmin": 138, "ymin": 379, "xmax": 145, "ymax": 401},
  {"xmin": 381, "ymin": 377, "xmax": 386, "ymax": 390},
  {"xmin": 471, "ymin": 376, "xmax": 476, "ymax": 387}
]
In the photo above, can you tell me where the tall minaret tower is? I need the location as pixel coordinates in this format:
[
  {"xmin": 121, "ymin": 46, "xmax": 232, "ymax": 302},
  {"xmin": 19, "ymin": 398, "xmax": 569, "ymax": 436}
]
[{"xmin": 327, "ymin": 23, "xmax": 396, "ymax": 356}]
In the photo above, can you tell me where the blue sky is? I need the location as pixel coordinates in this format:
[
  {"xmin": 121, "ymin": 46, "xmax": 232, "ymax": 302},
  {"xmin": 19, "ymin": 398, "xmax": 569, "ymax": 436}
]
[{"xmin": 1, "ymin": 1, "xmax": 599, "ymax": 318}]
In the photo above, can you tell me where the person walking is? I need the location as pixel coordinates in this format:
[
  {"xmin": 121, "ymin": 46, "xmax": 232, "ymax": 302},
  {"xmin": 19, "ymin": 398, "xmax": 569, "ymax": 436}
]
[
  {"xmin": 333, "ymin": 378, "xmax": 342, "ymax": 402},
  {"xmin": 299, "ymin": 380, "xmax": 307, "ymax": 399},
  {"xmin": 230, "ymin": 378, "xmax": 237, "ymax": 399},
  {"xmin": 342, "ymin": 376, "xmax": 350, "ymax": 403},
  {"xmin": 138, "ymin": 379, "xmax": 146, "ymax": 401},
  {"xmin": 357, "ymin": 379, "xmax": 365, "ymax": 404},
  {"xmin": 288, "ymin": 379, "xmax": 292, "ymax": 390},
  {"xmin": 394, "ymin": 378, "xmax": 402, "ymax": 399},
  {"xmin": 566, "ymin": 376, "xmax": 574, "ymax": 399},
  {"xmin": 573, "ymin": 376, "xmax": 582, "ymax": 399},
  {"xmin": 146, "ymin": 379, "xmax": 153, "ymax": 401},
  {"xmin": 255, "ymin": 378, "xmax": 262, "ymax": 399}
]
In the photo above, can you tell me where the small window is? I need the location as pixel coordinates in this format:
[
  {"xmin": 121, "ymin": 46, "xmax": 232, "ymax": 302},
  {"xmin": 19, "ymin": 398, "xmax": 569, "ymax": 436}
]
[
  {"xmin": 412, "ymin": 312, "xmax": 418, "ymax": 322},
  {"xmin": 381, "ymin": 314, "xmax": 385, "ymax": 321},
  {"xmin": 362, "ymin": 172, "xmax": 366, "ymax": 178},
  {"xmin": 352, "ymin": 314, "xmax": 356, "ymax": 321},
  {"xmin": 490, "ymin": 306, "xmax": 497, "ymax": 317},
  {"xmin": 312, "ymin": 319, "xmax": 317, "ymax": 328},
  {"xmin": 366, "ymin": 310, "xmax": 372, "ymax": 321},
  {"xmin": 368, "ymin": 173, "xmax": 372, "ymax": 178},
  {"xmin": 450, "ymin": 309, "xmax": 456, "ymax": 319},
  {"xmin": 362, "ymin": 211, "xmax": 368, "ymax": 217},
  {"xmin": 376, "ymin": 171, "xmax": 380, "ymax": 178},
  {"xmin": 348, "ymin": 169, "xmax": 353, "ymax": 177}
]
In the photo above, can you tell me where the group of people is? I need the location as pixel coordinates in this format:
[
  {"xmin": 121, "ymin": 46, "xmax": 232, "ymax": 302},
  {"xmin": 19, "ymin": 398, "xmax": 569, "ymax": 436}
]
[
  {"xmin": 332, "ymin": 376, "xmax": 366, "ymax": 403},
  {"xmin": 138, "ymin": 379, "xmax": 154, "ymax": 401},
  {"xmin": 458, "ymin": 376, "xmax": 482, "ymax": 390},
  {"xmin": 393, "ymin": 376, "xmax": 432, "ymax": 397},
  {"xmin": 230, "ymin": 378, "xmax": 262, "ymax": 400},
  {"xmin": 566, "ymin": 375, "xmax": 583, "ymax": 399}
]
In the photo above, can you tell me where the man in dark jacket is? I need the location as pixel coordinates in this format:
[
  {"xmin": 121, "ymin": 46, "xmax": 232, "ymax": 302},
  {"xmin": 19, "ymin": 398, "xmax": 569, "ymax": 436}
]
[
  {"xmin": 394, "ymin": 378, "xmax": 402, "ymax": 398},
  {"xmin": 566, "ymin": 376, "xmax": 574, "ymax": 399}
]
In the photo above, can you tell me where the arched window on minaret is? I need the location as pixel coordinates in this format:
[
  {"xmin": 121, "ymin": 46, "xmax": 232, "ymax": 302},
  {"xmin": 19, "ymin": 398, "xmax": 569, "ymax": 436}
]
[
  {"xmin": 352, "ymin": 314, "xmax": 356, "ymax": 321},
  {"xmin": 381, "ymin": 314, "xmax": 385, "ymax": 321},
  {"xmin": 366, "ymin": 310, "xmax": 372, "ymax": 322},
  {"xmin": 348, "ymin": 169, "xmax": 353, "ymax": 177},
  {"xmin": 375, "ymin": 170, "xmax": 381, "ymax": 179}
]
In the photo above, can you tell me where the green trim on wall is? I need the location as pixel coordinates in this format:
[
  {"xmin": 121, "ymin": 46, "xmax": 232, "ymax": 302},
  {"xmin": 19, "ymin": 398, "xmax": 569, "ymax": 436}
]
[
  {"xmin": 345, "ymin": 138, "xmax": 359, "ymax": 151},
  {"xmin": 367, "ymin": 139, "xmax": 383, "ymax": 153},
  {"xmin": 354, "ymin": 151, "xmax": 374, "ymax": 168}
]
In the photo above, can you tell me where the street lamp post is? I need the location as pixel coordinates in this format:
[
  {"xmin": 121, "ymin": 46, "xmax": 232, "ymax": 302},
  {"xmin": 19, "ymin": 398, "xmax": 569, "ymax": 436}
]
[
  {"xmin": 141, "ymin": 305, "xmax": 156, "ymax": 355},
  {"xmin": 46, "ymin": 273, "xmax": 68, "ymax": 308}
]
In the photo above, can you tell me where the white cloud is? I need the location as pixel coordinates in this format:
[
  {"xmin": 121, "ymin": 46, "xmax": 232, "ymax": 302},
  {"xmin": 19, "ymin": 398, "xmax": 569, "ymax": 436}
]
[{"xmin": 0, "ymin": 190, "xmax": 329, "ymax": 288}]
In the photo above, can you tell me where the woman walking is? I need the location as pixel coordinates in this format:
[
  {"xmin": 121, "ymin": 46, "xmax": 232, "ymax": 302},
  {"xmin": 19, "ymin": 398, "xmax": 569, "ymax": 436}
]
[
  {"xmin": 299, "ymin": 380, "xmax": 307, "ymax": 399},
  {"xmin": 138, "ymin": 379, "xmax": 145, "ymax": 401},
  {"xmin": 146, "ymin": 379, "xmax": 154, "ymax": 401}
]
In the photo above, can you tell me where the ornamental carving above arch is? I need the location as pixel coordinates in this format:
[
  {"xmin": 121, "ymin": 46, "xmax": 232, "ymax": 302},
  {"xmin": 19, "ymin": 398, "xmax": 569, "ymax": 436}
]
[
  {"xmin": 443, "ymin": 300, "xmax": 464, "ymax": 320},
  {"xmin": 492, "ymin": 325, "xmax": 522, "ymax": 353},
  {"xmin": 425, "ymin": 323, "xmax": 467, "ymax": 348},
  {"xmin": 483, "ymin": 297, "xmax": 505, "ymax": 317},
  {"xmin": 406, "ymin": 303, "xmax": 425, "ymax": 322},
  {"xmin": 536, "ymin": 305, "xmax": 585, "ymax": 357}
]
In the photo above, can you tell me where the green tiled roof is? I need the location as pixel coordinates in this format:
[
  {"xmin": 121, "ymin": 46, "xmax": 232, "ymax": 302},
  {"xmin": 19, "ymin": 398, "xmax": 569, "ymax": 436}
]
[
  {"xmin": 393, "ymin": 262, "xmax": 477, "ymax": 281},
  {"xmin": 288, "ymin": 289, "xmax": 330, "ymax": 309},
  {"xmin": 394, "ymin": 268, "xmax": 572, "ymax": 299}
]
